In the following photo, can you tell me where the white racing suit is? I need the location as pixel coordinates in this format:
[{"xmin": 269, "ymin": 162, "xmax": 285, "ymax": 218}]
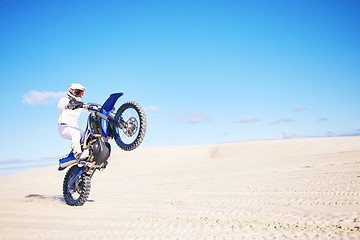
[{"xmin": 57, "ymin": 97, "xmax": 88, "ymax": 159}]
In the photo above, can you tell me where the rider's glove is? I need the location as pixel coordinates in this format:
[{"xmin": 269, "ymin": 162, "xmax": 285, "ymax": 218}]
[
  {"xmin": 66, "ymin": 104, "xmax": 75, "ymax": 110},
  {"xmin": 67, "ymin": 99, "xmax": 84, "ymax": 110}
]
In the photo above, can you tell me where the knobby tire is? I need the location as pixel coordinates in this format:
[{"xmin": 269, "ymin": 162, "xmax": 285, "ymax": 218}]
[
  {"xmin": 114, "ymin": 101, "xmax": 147, "ymax": 151},
  {"xmin": 63, "ymin": 165, "xmax": 91, "ymax": 206}
]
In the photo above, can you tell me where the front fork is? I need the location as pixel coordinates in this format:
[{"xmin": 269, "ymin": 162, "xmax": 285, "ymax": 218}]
[{"xmin": 108, "ymin": 115, "xmax": 126, "ymax": 129}]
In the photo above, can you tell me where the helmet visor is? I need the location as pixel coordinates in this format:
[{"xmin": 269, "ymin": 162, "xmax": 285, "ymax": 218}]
[{"xmin": 70, "ymin": 89, "xmax": 84, "ymax": 98}]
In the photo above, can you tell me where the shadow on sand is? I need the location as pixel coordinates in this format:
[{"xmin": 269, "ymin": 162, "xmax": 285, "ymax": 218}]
[
  {"xmin": 25, "ymin": 194, "xmax": 94, "ymax": 203},
  {"xmin": 25, "ymin": 194, "xmax": 65, "ymax": 202}
]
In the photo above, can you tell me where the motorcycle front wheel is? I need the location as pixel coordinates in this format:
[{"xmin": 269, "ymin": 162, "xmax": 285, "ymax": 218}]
[
  {"xmin": 63, "ymin": 165, "xmax": 91, "ymax": 206},
  {"xmin": 114, "ymin": 101, "xmax": 147, "ymax": 151}
]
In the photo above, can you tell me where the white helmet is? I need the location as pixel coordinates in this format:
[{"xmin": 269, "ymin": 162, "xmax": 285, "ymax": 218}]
[{"xmin": 68, "ymin": 83, "xmax": 87, "ymax": 101}]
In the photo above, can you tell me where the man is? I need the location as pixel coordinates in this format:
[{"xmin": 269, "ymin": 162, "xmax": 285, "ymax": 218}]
[{"xmin": 58, "ymin": 83, "xmax": 88, "ymax": 162}]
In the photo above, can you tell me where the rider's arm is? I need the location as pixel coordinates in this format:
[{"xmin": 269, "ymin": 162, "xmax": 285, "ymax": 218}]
[{"xmin": 57, "ymin": 97, "xmax": 69, "ymax": 110}]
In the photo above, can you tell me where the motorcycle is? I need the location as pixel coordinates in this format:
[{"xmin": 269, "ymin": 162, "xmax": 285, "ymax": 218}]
[{"xmin": 58, "ymin": 92, "xmax": 146, "ymax": 206}]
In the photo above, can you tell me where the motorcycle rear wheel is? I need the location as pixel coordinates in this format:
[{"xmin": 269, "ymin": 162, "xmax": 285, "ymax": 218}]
[
  {"xmin": 63, "ymin": 165, "xmax": 91, "ymax": 206},
  {"xmin": 114, "ymin": 101, "xmax": 147, "ymax": 151}
]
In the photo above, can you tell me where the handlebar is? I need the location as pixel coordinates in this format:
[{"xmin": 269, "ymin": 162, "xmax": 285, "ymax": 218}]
[
  {"xmin": 84, "ymin": 103, "xmax": 113, "ymax": 123},
  {"xmin": 67, "ymin": 101, "xmax": 120, "ymax": 127}
]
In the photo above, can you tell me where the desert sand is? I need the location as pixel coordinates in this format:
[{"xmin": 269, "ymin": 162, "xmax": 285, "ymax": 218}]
[{"xmin": 0, "ymin": 136, "xmax": 359, "ymax": 239}]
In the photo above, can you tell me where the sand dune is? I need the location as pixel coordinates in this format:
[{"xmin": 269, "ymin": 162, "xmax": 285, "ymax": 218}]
[{"xmin": 0, "ymin": 136, "xmax": 359, "ymax": 239}]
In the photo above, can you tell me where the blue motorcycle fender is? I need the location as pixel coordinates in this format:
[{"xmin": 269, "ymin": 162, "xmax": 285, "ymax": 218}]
[
  {"xmin": 102, "ymin": 93, "xmax": 123, "ymax": 112},
  {"xmin": 58, "ymin": 152, "xmax": 76, "ymax": 171},
  {"xmin": 69, "ymin": 166, "xmax": 86, "ymax": 189}
]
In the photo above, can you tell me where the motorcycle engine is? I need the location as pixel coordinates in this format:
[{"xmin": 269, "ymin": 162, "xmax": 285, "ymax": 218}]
[{"xmin": 91, "ymin": 137, "xmax": 111, "ymax": 166}]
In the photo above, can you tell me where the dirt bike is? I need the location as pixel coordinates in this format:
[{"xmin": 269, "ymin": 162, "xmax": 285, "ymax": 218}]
[{"xmin": 58, "ymin": 93, "xmax": 146, "ymax": 206}]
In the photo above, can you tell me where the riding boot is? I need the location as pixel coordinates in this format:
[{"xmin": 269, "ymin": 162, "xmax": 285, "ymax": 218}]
[{"xmin": 71, "ymin": 142, "xmax": 89, "ymax": 163}]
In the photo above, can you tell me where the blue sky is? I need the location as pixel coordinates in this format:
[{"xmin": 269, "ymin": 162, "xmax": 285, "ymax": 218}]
[{"xmin": 0, "ymin": 0, "xmax": 359, "ymax": 162}]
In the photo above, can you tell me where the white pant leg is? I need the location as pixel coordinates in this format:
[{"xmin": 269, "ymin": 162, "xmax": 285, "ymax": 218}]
[{"xmin": 58, "ymin": 125, "xmax": 84, "ymax": 154}]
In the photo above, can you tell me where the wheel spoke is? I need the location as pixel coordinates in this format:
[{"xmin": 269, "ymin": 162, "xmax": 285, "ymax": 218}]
[
  {"xmin": 63, "ymin": 165, "xmax": 91, "ymax": 206},
  {"xmin": 116, "ymin": 107, "xmax": 141, "ymax": 144},
  {"xmin": 114, "ymin": 102, "xmax": 146, "ymax": 151}
]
